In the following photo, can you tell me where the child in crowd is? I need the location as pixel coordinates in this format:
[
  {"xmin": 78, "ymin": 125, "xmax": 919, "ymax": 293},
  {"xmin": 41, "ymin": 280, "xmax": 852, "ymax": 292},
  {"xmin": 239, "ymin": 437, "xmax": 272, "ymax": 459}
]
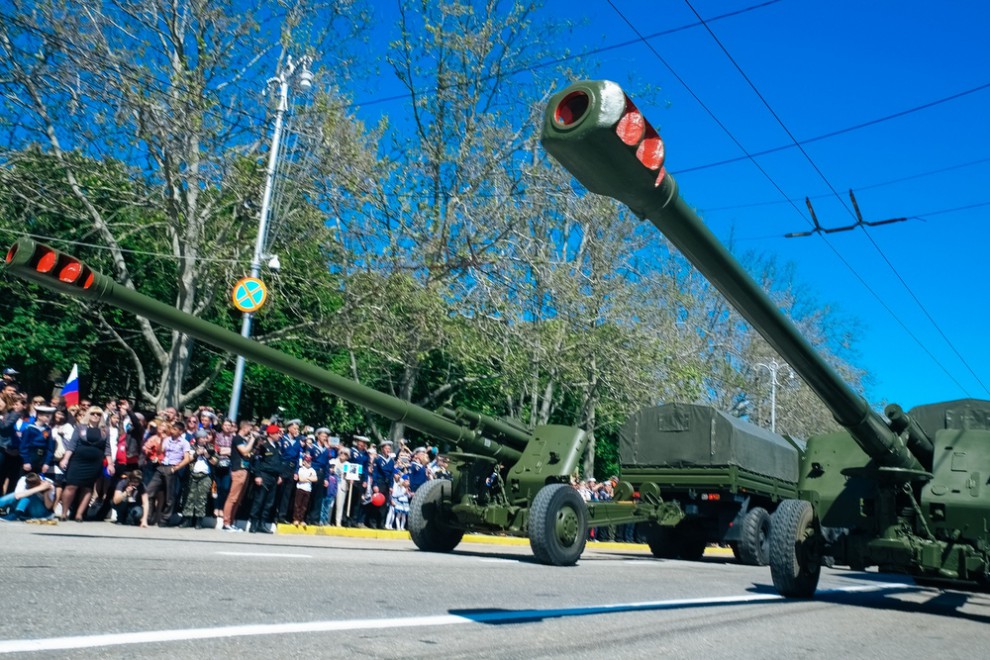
[
  {"xmin": 386, "ymin": 471, "xmax": 409, "ymax": 531},
  {"xmin": 293, "ymin": 454, "xmax": 317, "ymax": 527}
]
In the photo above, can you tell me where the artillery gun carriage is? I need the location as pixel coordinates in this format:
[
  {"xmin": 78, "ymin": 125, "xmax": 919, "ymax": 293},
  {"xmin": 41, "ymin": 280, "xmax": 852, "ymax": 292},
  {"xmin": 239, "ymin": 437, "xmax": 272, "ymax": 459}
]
[{"xmin": 542, "ymin": 79, "xmax": 990, "ymax": 595}]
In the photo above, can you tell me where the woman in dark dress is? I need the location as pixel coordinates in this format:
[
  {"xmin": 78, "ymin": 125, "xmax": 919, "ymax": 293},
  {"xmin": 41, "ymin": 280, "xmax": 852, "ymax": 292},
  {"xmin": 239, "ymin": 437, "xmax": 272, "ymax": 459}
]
[{"xmin": 59, "ymin": 406, "xmax": 113, "ymax": 521}]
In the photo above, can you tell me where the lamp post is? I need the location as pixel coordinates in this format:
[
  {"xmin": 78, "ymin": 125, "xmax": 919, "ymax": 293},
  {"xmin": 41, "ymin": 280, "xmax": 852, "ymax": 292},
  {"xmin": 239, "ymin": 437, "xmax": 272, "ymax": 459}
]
[
  {"xmin": 755, "ymin": 358, "xmax": 794, "ymax": 433},
  {"xmin": 228, "ymin": 54, "xmax": 314, "ymax": 421}
]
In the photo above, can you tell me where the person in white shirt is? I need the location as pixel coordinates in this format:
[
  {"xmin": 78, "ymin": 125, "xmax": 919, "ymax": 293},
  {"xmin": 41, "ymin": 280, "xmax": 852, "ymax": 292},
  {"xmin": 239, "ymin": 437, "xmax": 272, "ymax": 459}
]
[
  {"xmin": 293, "ymin": 455, "xmax": 317, "ymax": 527},
  {"xmin": 0, "ymin": 472, "xmax": 56, "ymax": 521}
]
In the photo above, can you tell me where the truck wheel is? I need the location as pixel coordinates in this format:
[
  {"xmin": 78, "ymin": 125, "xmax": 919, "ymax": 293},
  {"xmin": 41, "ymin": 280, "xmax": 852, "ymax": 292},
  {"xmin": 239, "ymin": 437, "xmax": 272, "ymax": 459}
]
[
  {"xmin": 676, "ymin": 527, "xmax": 707, "ymax": 561},
  {"xmin": 738, "ymin": 507, "xmax": 771, "ymax": 566},
  {"xmin": 528, "ymin": 483, "xmax": 588, "ymax": 566},
  {"xmin": 409, "ymin": 479, "xmax": 464, "ymax": 553},
  {"xmin": 769, "ymin": 499, "xmax": 821, "ymax": 598},
  {"xmin": 644, "ymin": 524, "xmax": 677, "ymax": 558}
]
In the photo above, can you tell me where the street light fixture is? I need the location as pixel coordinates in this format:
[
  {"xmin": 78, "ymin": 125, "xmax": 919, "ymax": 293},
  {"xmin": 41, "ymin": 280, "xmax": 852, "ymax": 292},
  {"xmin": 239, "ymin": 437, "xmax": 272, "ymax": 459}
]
[
  {"xmin": 755, "ymin": 358, "xmax": 795, "ymax": 433},
  {"xmin": 227, "ymin": 54, "xmax": 315, "ymax": 421}
]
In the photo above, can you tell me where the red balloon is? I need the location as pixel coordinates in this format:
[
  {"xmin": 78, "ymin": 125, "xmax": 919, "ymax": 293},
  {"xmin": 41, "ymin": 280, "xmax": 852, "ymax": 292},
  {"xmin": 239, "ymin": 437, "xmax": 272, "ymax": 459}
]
[{"xmin": 371, "ymin": 492, "xmax": 386, "ymax": 507}]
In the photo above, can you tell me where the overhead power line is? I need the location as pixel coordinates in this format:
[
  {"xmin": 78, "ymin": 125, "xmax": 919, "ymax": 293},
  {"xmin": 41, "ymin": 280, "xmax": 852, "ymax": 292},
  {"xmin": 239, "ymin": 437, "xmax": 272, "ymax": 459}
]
[
  {"xmin": 682, "ymin": 0, "xmax": 989, "ymax": 397},
  {"xmin": 605, "ymin": 0, "xmax": 974, "ymax": 397}
]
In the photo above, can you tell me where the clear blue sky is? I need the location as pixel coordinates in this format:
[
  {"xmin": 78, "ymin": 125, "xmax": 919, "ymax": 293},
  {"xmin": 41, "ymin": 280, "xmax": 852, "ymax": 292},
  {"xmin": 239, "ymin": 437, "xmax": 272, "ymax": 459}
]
[{"xmin": 352, "ymin": 0, "xmax": 990, "ymax": 411}]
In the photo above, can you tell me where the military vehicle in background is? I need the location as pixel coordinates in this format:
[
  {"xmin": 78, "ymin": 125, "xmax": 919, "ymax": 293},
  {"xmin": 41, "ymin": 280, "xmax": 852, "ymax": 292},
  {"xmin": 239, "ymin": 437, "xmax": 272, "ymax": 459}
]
[
  {"xmin": 621, "ymin": 403, "xmax": 802, "ymax": 565},
  {"xmin": 542, "ymin": 79, "xmax": 990, "ymax": 596}
]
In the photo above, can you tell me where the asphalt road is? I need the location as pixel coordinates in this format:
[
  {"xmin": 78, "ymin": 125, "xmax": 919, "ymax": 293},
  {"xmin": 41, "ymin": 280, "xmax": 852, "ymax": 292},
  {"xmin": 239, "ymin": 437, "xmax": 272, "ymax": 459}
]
[{"xmin": 0, "ymin": 522, "xmax": 988, "ymax": 658}]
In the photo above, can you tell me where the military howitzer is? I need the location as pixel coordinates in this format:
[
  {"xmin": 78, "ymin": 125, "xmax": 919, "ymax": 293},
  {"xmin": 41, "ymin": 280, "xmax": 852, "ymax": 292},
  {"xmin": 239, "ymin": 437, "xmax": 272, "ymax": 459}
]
[
  {"xmin": 5, "ymin": 237, "xmax": 594, "ymax": 563},
  {"xmin": 542, "ymin": 80, "xmax": 990, "ymax": 595}
]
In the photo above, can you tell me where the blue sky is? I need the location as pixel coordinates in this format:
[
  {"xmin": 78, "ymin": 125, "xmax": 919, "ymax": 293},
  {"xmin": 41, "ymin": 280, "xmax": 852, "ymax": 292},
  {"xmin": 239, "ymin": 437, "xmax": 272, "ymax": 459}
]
[{"xmin": 350, "ymin": 0, "xmax": 989, "ymax": 411}]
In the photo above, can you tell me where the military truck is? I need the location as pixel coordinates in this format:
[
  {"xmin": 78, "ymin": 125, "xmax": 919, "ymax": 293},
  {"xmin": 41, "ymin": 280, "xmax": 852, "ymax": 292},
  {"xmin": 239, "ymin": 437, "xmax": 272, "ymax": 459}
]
[{"xmin": 620, "ymin": 403, "xmax": 801, "ymax": 565}]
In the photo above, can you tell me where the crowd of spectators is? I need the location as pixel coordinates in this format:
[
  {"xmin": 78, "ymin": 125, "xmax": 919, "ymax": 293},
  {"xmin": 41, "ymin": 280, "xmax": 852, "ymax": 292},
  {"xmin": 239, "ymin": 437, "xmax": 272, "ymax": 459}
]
[
  {"xmin": 1, "ymin": 366, "xmax": 644, "ymax": 544},
  {"xmin": 0, "ymin": 367, "xmax": 450, "ymax": 533}
]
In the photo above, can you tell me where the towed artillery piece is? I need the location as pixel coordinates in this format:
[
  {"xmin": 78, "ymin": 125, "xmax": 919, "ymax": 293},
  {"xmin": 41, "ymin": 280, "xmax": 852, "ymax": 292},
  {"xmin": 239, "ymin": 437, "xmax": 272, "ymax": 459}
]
[
  {"xmin": 542, "ymin": 79, "xmax": 990, "ymax": 595},
  {"xmin": 6, "ymin": 236, "xmax": 700, "ymax": 565}
]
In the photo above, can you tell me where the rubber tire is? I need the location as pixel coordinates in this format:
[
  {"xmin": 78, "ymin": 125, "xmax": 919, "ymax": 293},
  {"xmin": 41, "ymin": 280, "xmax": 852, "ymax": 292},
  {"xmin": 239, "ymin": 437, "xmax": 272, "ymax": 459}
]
[
  {"xmin": 408, "ymin": 479, "xmax": 464, "ymax": 553},
  {"xmin": 676, "ymin": 528, "xmax": 708, "ymax": 561},
  {"xmin": 528, "ymin": 484, "xmax": 588, "ymax": 566},
  {"xmin": 737, "ymin": 507, "xmax": 771, "ymax": 566},
  {"xmin": 769, "ymin": 499, "xmax": 821, "ymax": 598},
  {"xmin": 645, "ymin": 524, "xmax": 678, "ymax": 559}
]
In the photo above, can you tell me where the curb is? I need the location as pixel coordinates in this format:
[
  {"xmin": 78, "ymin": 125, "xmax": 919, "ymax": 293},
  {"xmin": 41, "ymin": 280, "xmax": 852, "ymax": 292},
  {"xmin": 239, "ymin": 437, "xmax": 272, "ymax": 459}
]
[{"xmin": 273, "ymin": 523, "xmax": 735, "ymax": 557}]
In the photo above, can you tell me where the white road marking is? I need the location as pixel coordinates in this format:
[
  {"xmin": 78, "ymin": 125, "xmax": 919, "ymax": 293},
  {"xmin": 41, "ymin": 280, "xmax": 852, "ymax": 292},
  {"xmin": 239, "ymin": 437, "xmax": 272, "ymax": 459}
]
[
  {"xmin": 0, "ymin": 583, "xmax": 916, "ymax": 654},
  {"xmin": 477, "ymin": 558, "xmax": 519, "ymax": 563},
  {"xmin": 215, "ymin": 551, "xmax": 312, "ymax": 558}
]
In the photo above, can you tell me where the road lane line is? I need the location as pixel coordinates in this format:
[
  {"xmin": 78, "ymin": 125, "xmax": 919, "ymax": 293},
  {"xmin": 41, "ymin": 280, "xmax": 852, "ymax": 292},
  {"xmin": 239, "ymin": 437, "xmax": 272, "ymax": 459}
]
[
  {"xmin": 215, "ymin": 551, "xmax": 312, "ymax": 558},
  {"xmin": 0, "ymin": 583, "xmax": 916, "ymax": 654}
]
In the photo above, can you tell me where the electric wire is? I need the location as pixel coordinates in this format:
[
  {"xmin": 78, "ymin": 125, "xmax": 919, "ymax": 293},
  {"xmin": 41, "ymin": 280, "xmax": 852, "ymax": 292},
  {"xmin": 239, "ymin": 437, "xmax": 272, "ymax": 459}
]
[
  {"xmin": 605, "ymin": 0, "xmax": 973, "ymax": 397},
  {"xmin": 683, "ymin": 0, "xmax": 989, "ymax": 396}
]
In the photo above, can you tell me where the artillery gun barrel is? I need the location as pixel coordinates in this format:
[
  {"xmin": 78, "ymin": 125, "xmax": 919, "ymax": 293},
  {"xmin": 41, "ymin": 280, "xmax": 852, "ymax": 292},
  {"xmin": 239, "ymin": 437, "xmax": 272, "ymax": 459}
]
[
  {"xmin": 4, "ymin": 238, "xmax": 522, "ymax": 462},
  {"xmin": 541, "ymin": 80, "xmax": 921, "ymax": 471},
  {"xmin": 439, "ymin": 407, "xmax": 531, "ymax": 453}
]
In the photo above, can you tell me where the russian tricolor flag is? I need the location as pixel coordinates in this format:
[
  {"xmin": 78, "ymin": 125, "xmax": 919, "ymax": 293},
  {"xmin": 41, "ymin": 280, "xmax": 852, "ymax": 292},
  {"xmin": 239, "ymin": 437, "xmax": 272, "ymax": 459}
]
[{"xmin": 61, "ymin": 364, "xmax": 80, "ymax": 408}]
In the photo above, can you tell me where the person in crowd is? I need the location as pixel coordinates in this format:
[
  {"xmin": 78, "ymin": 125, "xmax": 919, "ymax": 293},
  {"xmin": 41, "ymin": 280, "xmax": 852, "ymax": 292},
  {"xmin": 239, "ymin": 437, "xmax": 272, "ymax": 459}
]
[
  {"xmin": 361, "ymin": 446, "xmax": 382, "ymax": 529},
  {"xmin": 306, "ymin": 428, "xmax": 331, "ymax": 526},
  {"xmin": 181, "ymin": 429, "xmax": 216, "ymax": 528},
  {"xmin": 174, "ymin": 414, "xmax": 199, "ymax": 512},
  {"xmin": 407, "ymin": 446, "xmax": 432, "ymax": 495},
  {"xmin": 320, "ymin": 453, "xmax": 339, "ymax": 526},
  {"xmin": 373, "ymin": 440, "xmax": 395, "ymax": 508},
  {"xmin": 111, "ymin": 469, "xmax": 149, "ymax": 527},
  {"xmin": 332, "ymin": 446, "xmax": 350, "ymax": 527},
  {"xmin": 159, "ymin": 420, "xmax": 193, "ymax": 525},
  {"xmin": 142, "ymin": 422, "xmax": 167, "ymax": 525},
  {"xmin": 115, "ymin": 398, "xmax": 143, "ymax": 476},
  {"xmin": 59, "ymin": 406, "xmax": 113, "ymax": 522},
  {"xmin": 0, "ymin": 471, "xmax": 56, "ymax": 522},
  {"xmin": 432, "ymin": 455, "xmax": 452, "ymax": 480},
  {"xmin": 293, "ymin": 454, "xmax": 317, "ymax": 527},
  {"xmin": 198, "ymin": 409, "xmax": 216, "ymax": 432},
  {"xmin": 49, "ymin": 408, "xmax": 73, "ymax": 514},
  {"xmin": 386, "ymin": 470, "xmax": 410, "ymax": 531},
  {"xmin": 1, "ymin": 367, "xmax": 18, "ymax": 388},
  {"xmin": 222, "ymin": 420, "xmax": 256, "ymax": 532},
  {"xmin": 19, "ymin": 404, "xmax": 56, "ymax": 477},
  {"xmin": 346, "ymin": 435, "xmax": 370, "ymax": 526},
  {"xmin": 0, "ymin": 395, "xmax": 25, "ymax": 496},
  {"xmin": 249, "ymin": 424, "xmax": 284, "ymax": 534},
  {"xmin": 211, "ymin": 418, "xmax": 234, "ymax": 529},
  {"xmin": 89, "ymin": 409, "xmax": 121, "ymax": 521},
  {"xmin": 275, "ymin": 419, "xmax": 302, "ymax": 524}
]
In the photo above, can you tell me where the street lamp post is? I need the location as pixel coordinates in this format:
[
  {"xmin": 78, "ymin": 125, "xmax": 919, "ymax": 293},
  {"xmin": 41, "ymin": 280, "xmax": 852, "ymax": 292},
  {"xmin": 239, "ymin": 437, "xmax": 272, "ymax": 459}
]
[
  {"xmin": 755, "ymin": 358, "xmax": 794, "ymax": 433},
  {"xmin": 228, "ymin": 54, "xmax": 314, "ymax": 421}
]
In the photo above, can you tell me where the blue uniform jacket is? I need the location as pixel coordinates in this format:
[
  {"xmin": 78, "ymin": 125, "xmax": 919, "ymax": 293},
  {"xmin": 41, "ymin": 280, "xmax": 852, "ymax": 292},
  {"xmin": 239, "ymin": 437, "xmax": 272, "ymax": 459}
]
[
  {"xmin": 278, "ymin": 436, "xmax": 301, "ymax": 477},
  {"xmin": 19, "ymin": 423, "xmax": 55, "ymax": 467},
  {"xmin": 407, "ymin": 462, "xmax": 428, "ymax": 493}
]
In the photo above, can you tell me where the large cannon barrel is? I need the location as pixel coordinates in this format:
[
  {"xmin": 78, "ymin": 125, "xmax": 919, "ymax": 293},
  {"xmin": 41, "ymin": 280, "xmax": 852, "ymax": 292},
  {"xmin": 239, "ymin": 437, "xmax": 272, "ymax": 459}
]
[
  {"xmin": 541, "ymin": 80, "xmax": 922, "ymax": 472},
  {"xmin": 3, "ymin": 237, "xmax": 522, "ymax": 462}
]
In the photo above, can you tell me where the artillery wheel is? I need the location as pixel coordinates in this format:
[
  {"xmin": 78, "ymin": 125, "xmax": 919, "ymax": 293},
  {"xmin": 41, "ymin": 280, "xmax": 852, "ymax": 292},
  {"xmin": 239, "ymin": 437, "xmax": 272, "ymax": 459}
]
[
  {"xmin": 738, "ymin": 507, "xmax": 771, "ymax": 566},
  {"xmin": 645, "ymin": 524, "xmax": 678, "ymax": 559},
  {"xmin": 528, "ymin": 484, "xmax": 588, "ymax": 566},
  {"xmin": 769, "ymin": 499, "xmax": 821, "ymax": 598},
  {"xmin": 409, "ymin": 479, "xmax": 464, "ymax": 553}
]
